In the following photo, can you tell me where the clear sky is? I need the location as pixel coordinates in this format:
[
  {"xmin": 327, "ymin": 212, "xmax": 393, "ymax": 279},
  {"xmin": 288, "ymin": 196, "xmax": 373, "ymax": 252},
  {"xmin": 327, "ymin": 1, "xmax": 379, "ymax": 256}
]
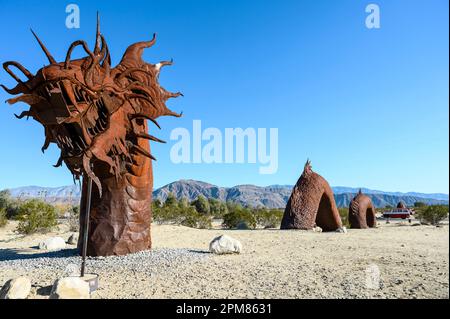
[{"xmin": 0, "ymin": 0, "xmax": 448, "ymax": 193}]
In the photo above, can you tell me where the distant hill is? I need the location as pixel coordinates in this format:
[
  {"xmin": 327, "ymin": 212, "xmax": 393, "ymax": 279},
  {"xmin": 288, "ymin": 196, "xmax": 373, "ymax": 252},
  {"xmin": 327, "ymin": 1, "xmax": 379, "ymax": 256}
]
[
  {"xmin": 153, "ymin": 180, "xmax": 449, "ymax": 208},
  {"xmin": 6, "ymin": 185, "xmax": 81, "ymax": 205},
  {"xmin": 3, "ymin": 180, "xmax": 448, "ymax": 208}
]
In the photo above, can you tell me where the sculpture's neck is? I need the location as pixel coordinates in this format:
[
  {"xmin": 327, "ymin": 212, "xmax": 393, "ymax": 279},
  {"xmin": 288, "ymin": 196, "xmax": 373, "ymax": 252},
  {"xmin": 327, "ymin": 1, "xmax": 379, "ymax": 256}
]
[{"xmin": 78, "ymin": 142, "xmax": 153, "ymax": 256}]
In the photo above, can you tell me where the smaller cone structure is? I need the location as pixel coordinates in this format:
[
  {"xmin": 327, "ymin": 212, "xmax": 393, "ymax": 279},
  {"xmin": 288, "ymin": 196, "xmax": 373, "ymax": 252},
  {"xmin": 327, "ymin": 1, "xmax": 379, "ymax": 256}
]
[{"xmin": 348, "ymin": 189, "xmax": 377, "ymax": 229}]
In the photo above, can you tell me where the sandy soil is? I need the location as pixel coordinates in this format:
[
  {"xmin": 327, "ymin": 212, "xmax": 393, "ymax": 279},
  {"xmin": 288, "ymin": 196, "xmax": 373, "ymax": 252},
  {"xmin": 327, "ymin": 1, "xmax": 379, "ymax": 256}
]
[{"xmin": 0, "ymin": 220, "xmax": 448, "ymax": 299}]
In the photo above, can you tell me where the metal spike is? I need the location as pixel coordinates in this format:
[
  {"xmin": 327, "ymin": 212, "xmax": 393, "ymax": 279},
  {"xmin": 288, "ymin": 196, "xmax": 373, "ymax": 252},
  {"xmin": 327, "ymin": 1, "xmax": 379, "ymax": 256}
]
[{"xmin": 30, "ymin": 29, "xmax": 57, "ymax": 64}]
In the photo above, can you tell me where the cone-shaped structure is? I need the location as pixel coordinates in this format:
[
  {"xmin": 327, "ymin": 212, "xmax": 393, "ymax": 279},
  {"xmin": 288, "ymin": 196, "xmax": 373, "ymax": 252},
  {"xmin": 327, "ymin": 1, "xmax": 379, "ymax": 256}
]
[
  {"xmin": 281, "ymin": 160, "xmax": 342, "ymax": 231},
  {"xmin": 397, "ymin": 201, "xmax": 407, "ymax": 209},
  {"xmin": 348, "ymin": 189, "xmax": 377, "ymax": 229}
]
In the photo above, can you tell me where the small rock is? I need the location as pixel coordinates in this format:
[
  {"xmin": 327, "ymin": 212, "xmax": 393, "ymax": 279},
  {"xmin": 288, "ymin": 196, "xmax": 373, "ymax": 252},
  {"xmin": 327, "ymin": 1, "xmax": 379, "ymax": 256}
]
[
  {"xmin": 0, "ymin": 277, "xmax": 31, "ymax": 299},
  {"xmin": 67, "ymin": 233, "xmax": 79, "ymax": 245},
  {"xmin": 312, "ymin": 226, "xmax": 322, "ymax": 233},
  {"xmin": 209, "ymin": 235, "xmax": 242, "ymax": 255},
  {"xmin": 39, "ymin": 237, "xmax": 66, "ymax": 251},
  {"xmin": 50, "ymin": 277, "xmax": 90, "ymax": 299},
  {"xmin": 336, "ymin": 226, "xmax": 347, "ymax": 233}
]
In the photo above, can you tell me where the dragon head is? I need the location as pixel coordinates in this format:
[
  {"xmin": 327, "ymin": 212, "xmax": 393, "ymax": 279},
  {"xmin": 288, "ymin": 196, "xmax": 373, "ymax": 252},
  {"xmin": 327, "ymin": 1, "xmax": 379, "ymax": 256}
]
[{"xmin": 2, "ymin": 17, "xmax": 182, "ymax": 195}]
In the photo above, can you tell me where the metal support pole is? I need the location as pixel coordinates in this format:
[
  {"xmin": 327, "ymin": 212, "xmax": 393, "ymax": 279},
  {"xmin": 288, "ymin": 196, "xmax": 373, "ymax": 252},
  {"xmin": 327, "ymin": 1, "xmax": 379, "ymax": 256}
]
[{"xmin": 80, "ymin": 174, "xmax": 93, "ymax": 277}]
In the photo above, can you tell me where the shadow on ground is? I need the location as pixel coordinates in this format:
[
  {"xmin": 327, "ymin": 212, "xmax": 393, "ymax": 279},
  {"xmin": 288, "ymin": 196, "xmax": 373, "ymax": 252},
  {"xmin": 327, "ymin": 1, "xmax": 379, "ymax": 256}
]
[
  {"xmin": 0, "ymin": 248, "xmax": 78, "ymax": 262},
  {"xmin": 36, "ymin": 285, "xmax": 53, "ymax": 296}
]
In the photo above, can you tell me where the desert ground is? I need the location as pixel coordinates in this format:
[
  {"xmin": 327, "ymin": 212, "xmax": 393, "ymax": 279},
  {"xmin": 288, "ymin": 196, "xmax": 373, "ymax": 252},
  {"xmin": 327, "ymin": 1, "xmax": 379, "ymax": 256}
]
[{"xmin": 0, "ymin": 219, "xmax": 448, "ymax": 299}]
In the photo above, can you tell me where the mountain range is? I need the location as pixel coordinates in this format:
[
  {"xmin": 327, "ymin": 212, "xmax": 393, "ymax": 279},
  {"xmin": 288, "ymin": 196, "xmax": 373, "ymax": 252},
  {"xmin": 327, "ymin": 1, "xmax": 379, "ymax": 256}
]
[{"xmin": 3, "ymin": 179, "xmax": 448, "ymax": 208}]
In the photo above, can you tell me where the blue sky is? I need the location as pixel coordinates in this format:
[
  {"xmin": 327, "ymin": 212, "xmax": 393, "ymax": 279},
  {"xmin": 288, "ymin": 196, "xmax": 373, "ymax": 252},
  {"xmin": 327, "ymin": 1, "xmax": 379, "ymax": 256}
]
[{"xmin": 0, "ymin": 0, "xmax": 448, "ymax": 193}]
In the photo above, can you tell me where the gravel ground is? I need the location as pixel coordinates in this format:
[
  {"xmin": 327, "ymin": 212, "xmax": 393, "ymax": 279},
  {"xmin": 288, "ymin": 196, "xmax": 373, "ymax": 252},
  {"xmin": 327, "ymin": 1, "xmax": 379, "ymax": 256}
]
[
  {"xmin": 0, "ymin": 220, "xmax": 448, "ymax": 299},
  {"xmin": 0, "ymin": 248, "xmax": 208, "ymax": 273}
]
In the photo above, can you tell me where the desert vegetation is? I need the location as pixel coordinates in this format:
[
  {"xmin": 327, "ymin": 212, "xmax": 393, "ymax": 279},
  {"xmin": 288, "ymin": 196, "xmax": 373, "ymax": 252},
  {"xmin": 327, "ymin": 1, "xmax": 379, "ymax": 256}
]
[
  {"xmin": 1, "ymin": 189, "xmax": 448, "ymax": 234},
  {"xmin": 1, "ymin": 190, "xmax": 58, "ymax": 233},
  {"xmin": 415, "ymin": 205, "xmax": 449, "ymax": 225},
  {"xmin": 152, "ymin": 193, "xmax": 284, "ymax": 229},
  {"xmin": 338, "ymin": 208, "xmax": 350, "ymax": 228},
  {"xmin": 16, "ymin": 199, "xmax": 58, "ymax": 234}
]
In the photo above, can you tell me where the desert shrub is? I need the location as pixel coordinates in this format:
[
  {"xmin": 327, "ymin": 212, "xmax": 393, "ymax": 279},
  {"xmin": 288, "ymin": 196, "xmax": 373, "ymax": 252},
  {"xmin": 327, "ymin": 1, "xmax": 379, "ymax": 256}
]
[
  {"xmin": 209, "ymin": 198, "xmax": 228, "ymax": 218},
  {"xmin": 0, "ymin": 208, "xmax": 7, "ymax": 228},
  {"xmin": 16, "ymin": 199, "xmax": 57, "ymax": 234},
  {"xmin": 153, "ymin": 199, "xmax": 162, "ymax": 208},
  {"xmin": 54, "ymin": 203, "xmax": 72, "ymax": 218},
  {"xmin": 151, "ymin": 201, "xmax": 165, "ymax": 224},
  {"xmin": 164, "ymin": 193, "xmax": 178, "ymax": 208},
  {"xmin": 197, "ymin": 216, "xmax": 212, "ymax": 229},
  {"xmin": 414, "ymin": 202, "xmax": 427, "ymax": 208},
  {"xmin": 223, "ymin": 207, "xmax": 256, "ymax": 229},
  {"xmin": 192, "ymin": 195, "xmax": 210, "ymax": 215},
  {"xmin": 0, "ymin": 190, "xmax": 10, "ymax": 209},
  {"xmin": 416, "ymin": 205, "xmax": 448, "ymax": 226},
  {"xmin": 0, "ymin": 190, "xmax": 20, "ymax": 219},
  {"xmin": 338, "ymin": 208, "xmax": 350, "ymax": 227},
  {"xmin": 152, "ymin": 194, "xmax": 185, "ymax": 224},
  {"xmin": 254, "ymin": 208, "xmax": 283, "ymax": 228},
  {"xmin": 181, "ymin": 206, "xmax": 212, "ymax": 229},
  {"xmin": 179, "ymin": 197, "xmax": 190, "ymax": 208},
  {"xmin": 68, "ymin": 205, "xmax": 80, "ymax": 232}
]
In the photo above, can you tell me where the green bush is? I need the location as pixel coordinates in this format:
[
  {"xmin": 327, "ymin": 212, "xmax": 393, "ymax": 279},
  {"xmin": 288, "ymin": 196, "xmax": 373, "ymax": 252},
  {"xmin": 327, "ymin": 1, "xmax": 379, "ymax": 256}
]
[
  {"xmin": 254, "ymin": 208, "xmax": 283, "ymax": 228},
  {"xmin": 16, "ymin": 199, "xmax": 57, "ymax": 234},
  {"xmin": 68, "ymin": 205, "xmax": 80, "ymax": 232},
  {"xmin": 0, "ymin": 190, "xmax": 20, "ymax": 219},
  {"xmin": 152, "ymin": 197, "xmax": 212, "ymax": 229},
  {"xmin": 414, "ymin": 202, "xmax": 427, "ymax": 208},
  {"xmin": 416, "ymin": 205, "xmax": 448, "ymax": 225},
  {"xmin": 338, "ymin": 208, "xmax": 350, "ymax": 227},
  {"xmin": 0, "ymin": 190, "xmax": 10, "ymax": 209},
  {"xmin": 164, "ymin": 193, "xmax": 178, "ymax": 208},
  {"xmin": 192, "ymin": 195, "xmax": 210, "ymax": 215},
  {"xmin": 209, "ymin": 198, "xmax": 228, "ymax": 218},
  {"xmin": 0, "ymin": 208, "xmax": 7, "ymax": 228},
  {"xmin": 223, "ymin": 207, "xmax": 256, "ymax": 229},
  {"xmin": 181, "ymin": 206, "xmax": 212, "ymax": 229}
]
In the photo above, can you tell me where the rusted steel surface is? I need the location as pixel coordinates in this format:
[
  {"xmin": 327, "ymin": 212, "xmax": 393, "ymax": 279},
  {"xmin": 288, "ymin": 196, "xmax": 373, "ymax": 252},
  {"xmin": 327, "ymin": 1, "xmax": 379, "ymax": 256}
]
[
  {"xmin": 281, "ymin": 160, "xmax": 343, "ymax": 231},
  {"xmin": 348, "ymin": 189, "xmax": 377, "ymax": 229},
  {"xmin": 2, "ymin": 17, "xmax": 181, "ymax": 256}
]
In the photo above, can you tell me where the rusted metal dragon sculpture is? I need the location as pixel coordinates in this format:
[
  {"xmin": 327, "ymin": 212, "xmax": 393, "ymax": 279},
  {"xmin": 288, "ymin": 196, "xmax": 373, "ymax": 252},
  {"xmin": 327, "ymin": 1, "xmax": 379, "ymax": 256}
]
[{"xmin": 1, "ymin": 18, "xmax": 181, "ymax": 256}]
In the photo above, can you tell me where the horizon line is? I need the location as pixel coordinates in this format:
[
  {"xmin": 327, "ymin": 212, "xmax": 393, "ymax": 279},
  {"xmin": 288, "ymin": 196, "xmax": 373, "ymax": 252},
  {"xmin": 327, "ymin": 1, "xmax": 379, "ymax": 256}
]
[{"xmin": 2, "ymin": 179, "xmax": 449, "ymax": 196}]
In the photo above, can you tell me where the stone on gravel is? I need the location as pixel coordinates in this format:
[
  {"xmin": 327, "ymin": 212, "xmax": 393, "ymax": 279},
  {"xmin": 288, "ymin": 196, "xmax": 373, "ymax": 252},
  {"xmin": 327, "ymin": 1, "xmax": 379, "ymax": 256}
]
[
  {"xmin": 67, "ymin": 233, "xmax": 78, "ymax": 245},
  {"xmin": 39, "ymin": 237, "xmax": 66, "ymax": 251},
  {"xmin": 336, "ymin": 226, "xmax": 347, "ymax": 233},
  {"xmin": 0, "ymin": 277, "xmax": 31, "ymax": 299},
  {"xmin": 50, "ymin": 277, "xmax": 90, "ymax": 299},
  {"xmin": 312, "ymin": 226, "xmax": 322, "ymax": 233},
  {"xmin": 209, "ymin": 235, "xmax": 242, "ymax": 255}
]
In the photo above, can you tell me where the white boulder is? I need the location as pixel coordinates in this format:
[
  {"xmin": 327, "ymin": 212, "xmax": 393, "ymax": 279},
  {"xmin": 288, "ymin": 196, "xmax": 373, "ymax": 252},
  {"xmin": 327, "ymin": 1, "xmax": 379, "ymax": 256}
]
[
  {"xmin": 209, "ymin": 235, "xmax": 242, "ymax": 255},
  {"xmin": 312, "ymin": 226, "xmax": 322, "ymax": 233},
  {"xmin": 336, "ymin": 226, "xmax": 347, "ymax": 233},
  {"xmin": 0, "ymin": 277, "xmax": 31, "ymax": 299},
  {"xmin": 39, "ymin": 237, "xmax": 66, "ymax": 251},
  {"xmin": 50, "ymin": 277, "xmax": 90, "ymax": 299}
]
